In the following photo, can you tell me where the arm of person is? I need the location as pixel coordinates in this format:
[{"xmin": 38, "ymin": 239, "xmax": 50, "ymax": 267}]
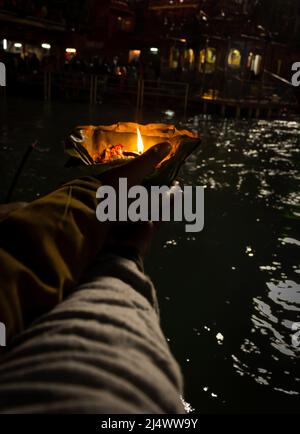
[
  {"xmin": 0, "ymin": 252, "xmax": 184, "ymax": 414},
  {"xmin": 0, "ymin": 143, "xmax": 171, "ymax": 343}
]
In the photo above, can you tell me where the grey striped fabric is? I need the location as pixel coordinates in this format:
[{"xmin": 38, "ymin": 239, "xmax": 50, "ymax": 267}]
[{"xmin": 0, "ymin": 255, "xmax": 184, "ymax": 414}]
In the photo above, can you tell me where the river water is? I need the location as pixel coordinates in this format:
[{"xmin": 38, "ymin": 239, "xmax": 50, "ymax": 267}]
[
  {"xmin": 0, "ymin": 99, "xmax": 299, "ymax": 413},
  {"xmin": 147, "ymin": 116, "xmax": 300, "ymax": 413}
]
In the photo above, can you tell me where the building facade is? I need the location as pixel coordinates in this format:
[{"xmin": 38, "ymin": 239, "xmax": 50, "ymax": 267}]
[{"xmin": 141, "ymin": 0, "xmax": 299, "ymax": 80}]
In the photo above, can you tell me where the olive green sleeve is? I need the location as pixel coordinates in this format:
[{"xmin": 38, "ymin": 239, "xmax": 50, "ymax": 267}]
[{"xmin": 0, "ymin": 177, "xmax": 107, "ymax": 342}]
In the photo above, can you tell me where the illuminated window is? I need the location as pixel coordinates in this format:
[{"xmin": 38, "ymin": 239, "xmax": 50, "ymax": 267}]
[
  {"xmin": 199, "ymin": 48, "xmax": 216, "ymax": 73},
  {"xmin": 169, "ymin": 47, "xmax": 180, "ymax": 69},
  {"xmin": 247, "ymin": 52, "xmax": 263, "ymax": 76},
  {"xmin": 65, "ymin": 48, "xmax": 77, "ymax": 61},
  {"xmin": 129, "ymin": 50, "xmax": 141, "ymax": 62},
  {"xmin": 183, "ymin": 48, "xmax": 195, "ymax": 71},
  {"xmin": 247, "ymin": 52, "xmax": 254, "ymax": 68},
  {"xmin": 188, "ymin": 48, "xmax": 195, "ymax": 70},
  {"xmin": 252, "ymin": 54, "xmax": 262, "ymax": 75},
  {"xmin": 228, "ymin": 49, "xmax": 241, "ymax": 68}
]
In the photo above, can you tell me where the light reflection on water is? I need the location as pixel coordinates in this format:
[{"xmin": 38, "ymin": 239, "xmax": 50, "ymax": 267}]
[{"xmin": 148, "ymin": 116, "xmax": 300, "ymax": 413}]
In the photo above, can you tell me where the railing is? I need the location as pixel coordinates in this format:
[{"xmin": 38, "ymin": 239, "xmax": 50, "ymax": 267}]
[
  {"xmin": 43, "ymin": 73, "xmax": 190, "ymax": 113},
  {"xmin": 197, "ymin": 68, "xmax": 297, "ymax": 108},
  {"xmin": 50, "ymin": 72, "xmax": 92, "ymax": 101},
  {"xmin": 136, "ymin": 80, "xmax": 189, "ymax": 114},
  {"xmin": 97, "ymin": 76, "xmax": 139, "ymax": 101},
  {"xmin": 2, "ymin": 70, "xmax": 297, "ymax": 116}
]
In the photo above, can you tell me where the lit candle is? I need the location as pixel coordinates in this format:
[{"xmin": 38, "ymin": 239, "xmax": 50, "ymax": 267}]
[
  {"xmin": 137, "ymin": 128, "xmax": 144, "ymax": 155},
  {"xmin": 124, "ymin": 128, "xmax": 144, "ymax": 158}
]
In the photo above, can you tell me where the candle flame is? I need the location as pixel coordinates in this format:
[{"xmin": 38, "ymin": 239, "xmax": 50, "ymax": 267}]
[{"xmin": 137, "ymin": 128, "xmax": 144, "ymax": 154}]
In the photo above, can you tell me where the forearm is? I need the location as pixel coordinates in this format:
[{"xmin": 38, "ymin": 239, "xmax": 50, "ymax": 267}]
[{"xmin": 0, "ymin": 255, "xmax": 184, "ymax": 414}]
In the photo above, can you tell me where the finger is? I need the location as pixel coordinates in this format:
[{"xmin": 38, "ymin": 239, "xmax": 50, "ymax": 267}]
[
  {"xmin": 127, "ymin": 142, "xmax": 171, "ymax": 186},
  {"xmin": 102, "ymin": 142, "xmax": 171, "ymax": 187}
]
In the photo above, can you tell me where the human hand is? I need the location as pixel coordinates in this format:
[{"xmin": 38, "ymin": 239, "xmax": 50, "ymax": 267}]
[
  {"xmin": 99, "ymin": 142, "xmax": 171, "ymax": 259},
  {"xmin": 99, "ymin": 141, "xmax": 171, "ymax": 188}
]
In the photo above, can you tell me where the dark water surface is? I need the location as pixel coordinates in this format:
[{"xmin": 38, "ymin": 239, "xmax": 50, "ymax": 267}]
[{"xmin": 1, "ymin": 98, "xmax": 299, "ymax": 414}]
